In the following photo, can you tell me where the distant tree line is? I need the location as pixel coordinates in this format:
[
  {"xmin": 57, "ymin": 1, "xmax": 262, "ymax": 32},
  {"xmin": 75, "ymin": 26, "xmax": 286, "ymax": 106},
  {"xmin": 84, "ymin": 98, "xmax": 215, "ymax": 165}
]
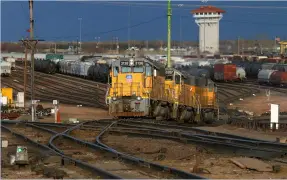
[{"xmin": 1, "ymin": 39, "xmax": 279, "ymax": 54}]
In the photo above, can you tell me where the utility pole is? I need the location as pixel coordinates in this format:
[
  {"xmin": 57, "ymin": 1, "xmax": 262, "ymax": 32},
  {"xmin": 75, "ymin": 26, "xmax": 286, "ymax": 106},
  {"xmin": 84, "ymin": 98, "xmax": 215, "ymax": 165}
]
[
  {"xmin": 237, "ymin": 36, "xmax": 240, "ymax": 55},
  {"xmin": 241, "ymin": 38, "xmax": 244, "ymax": 55},
  {"xmin": 19, "ymin": 0, "xmax": 43, "ymax": 122},
  {"xmin": 167, "ymin": 0, "xmax": 172, "ymax": 68},
  {"xmin": 78, "ymin": 18, "xmax": 82, "ymax": 52},
  {"xmin": 23, "ymin": 46, "xmax": 28, "ymax": 109},
  {"xmin": 178, "ymin": 4, "xmax": 183, "ymax": 48},
  {"xmin": 116, "ymin": 37, "xmax": 119, "ymax": 54},
  {"xmin": 29, "ymin": 0, "xmax": 35, "ymax": 122},
  {"xmin": 128, "ymin": 4, "xmax": 131, "ymax": 50},
  {"xmin": 76, "ymin": 38, "xmax": 79, "ymax": 55}
]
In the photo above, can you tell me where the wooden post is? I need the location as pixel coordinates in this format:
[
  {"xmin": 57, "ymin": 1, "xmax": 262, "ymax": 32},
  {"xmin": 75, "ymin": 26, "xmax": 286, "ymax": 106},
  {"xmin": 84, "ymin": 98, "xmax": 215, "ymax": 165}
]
[{"xmin": 24, "ymin": 46, "xmax": 28, "ymax": 109}]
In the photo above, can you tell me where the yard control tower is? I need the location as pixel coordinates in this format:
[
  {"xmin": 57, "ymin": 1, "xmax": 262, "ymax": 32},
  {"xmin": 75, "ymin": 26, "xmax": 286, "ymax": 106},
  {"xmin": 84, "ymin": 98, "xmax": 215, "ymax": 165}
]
[{"xmin": 191, "ymin": 6, "xmax": 225, "ymax": 54}]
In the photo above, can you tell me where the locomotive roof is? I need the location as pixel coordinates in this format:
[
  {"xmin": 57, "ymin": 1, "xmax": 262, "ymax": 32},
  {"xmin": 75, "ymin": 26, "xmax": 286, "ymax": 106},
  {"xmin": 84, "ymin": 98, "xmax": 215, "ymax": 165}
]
[{"xmin": 113, "ymin": 57, "xmax": 165, "ymax": 70}]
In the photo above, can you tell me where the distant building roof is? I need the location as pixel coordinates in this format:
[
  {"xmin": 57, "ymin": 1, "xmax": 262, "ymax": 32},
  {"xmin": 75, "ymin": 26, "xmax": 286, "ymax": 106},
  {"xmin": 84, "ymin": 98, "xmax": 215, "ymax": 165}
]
[{"xmin": 191, "ymin": 6, "xmax": 225, "ymax": 14}]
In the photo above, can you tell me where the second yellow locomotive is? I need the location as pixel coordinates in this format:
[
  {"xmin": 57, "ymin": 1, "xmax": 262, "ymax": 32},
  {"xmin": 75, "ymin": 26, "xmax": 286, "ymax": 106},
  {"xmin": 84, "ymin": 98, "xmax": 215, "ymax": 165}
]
[{"xmin": 107, "ymin": 58, "xmax": 218, "ymax": 123}]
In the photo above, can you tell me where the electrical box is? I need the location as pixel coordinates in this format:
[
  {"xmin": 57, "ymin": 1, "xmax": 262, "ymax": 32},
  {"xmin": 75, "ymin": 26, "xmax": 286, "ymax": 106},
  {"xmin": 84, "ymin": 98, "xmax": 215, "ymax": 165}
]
[
  {"xmin": 1, "ymin": 88, "xmax": 13, "ymax": 104},
  {"xmin": 1, "ymin": 96, "xmax": 8, "ymax": 106},
  {"xmin": 15, "ymin": 146, "xmax": 29, "ymax": 165},
  {"xmin": 16, "ymin": 92, "xmax": 24, "ymax": 108}
]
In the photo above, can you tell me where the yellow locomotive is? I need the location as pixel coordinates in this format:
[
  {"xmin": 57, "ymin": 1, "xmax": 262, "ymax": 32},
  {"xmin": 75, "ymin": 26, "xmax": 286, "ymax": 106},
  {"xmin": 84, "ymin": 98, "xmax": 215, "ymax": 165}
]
[{"xmin": 107, "ymin": 58, "xmax": 218, "ymax": 123}]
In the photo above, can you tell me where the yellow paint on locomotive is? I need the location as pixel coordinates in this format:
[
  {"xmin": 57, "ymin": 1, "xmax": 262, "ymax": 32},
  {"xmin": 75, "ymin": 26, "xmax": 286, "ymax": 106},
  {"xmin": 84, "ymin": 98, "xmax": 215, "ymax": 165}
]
[
  {"xmin": 150, "ymin": 76, "xmax": 166, "ymax": 101},
  {"xmin": 107, "ymin": 59, "xmax": 218, "ymax": 121},
  {"xmin": 178, "ymin": 84, "xmax": 197, "ymax": 107}
]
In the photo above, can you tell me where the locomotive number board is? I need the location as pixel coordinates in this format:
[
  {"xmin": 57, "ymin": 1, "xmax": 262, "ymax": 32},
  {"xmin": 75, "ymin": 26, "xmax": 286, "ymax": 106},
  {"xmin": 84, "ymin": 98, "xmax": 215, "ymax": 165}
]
[
  {"xmin": 120, "ymin": 61, "xmax": 130, "ymax": 66},
  {"xmin": 165, "ymin": 70, "xmax": 174, "ymax": 75},
  {"xmin": 120, "ymin": 61, "xmax": 144, "ymax": 66}
]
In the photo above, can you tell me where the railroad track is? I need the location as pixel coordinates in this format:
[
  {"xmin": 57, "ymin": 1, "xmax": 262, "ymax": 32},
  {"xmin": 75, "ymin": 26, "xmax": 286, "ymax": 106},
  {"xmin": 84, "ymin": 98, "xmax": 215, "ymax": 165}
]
[
  {"xmin": 217, "ymin": 83, "xmax": 261, "ymax": 104},
  {"xmin": 2, "ymin": 120, "xmax": 204, "ymax": 179},
  {"xmin": 95, "ymin": 120, "xmax": 287, "ymax": 179},
  {"xmin": 234, "ymin": 79, "xmax": 287, "ymax": 94},
  {"xmin": 2, "ymin": 66, "xmax": 107, "ymax": 108},
  {"xmin": 1, "ymin": 122, "xmax": 119, "ymax": 179},
  {"xmin": 230, "ymin": 117, "xmax": 287, "ymax": 132}
]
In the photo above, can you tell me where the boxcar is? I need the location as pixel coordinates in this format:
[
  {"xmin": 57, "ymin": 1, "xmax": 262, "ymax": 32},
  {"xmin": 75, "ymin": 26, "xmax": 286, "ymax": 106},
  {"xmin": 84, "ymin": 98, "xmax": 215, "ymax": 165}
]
[{"xmin": 214, "ymin": 64, "xmax": 237, "ymax": 81}]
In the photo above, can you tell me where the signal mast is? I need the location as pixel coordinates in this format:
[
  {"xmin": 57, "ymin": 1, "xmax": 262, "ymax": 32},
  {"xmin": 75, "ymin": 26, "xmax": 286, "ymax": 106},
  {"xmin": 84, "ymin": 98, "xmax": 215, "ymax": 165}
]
[{"xmin": 167, "ymin": 0, "xmax": 172, "ymax": 68}]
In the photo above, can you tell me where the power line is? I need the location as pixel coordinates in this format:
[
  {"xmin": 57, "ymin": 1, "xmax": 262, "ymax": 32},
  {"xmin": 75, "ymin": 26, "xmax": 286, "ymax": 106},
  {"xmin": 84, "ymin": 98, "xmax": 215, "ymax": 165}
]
[
  {"xmin": 71, "ymin": 1, "xmax": 287, "ymax": 9},
  {"xmin": 180, "ymin": 15, "xmax": 287, "ymax": 26},
  {"xmin": 39, "ymin": 15, "xmax": 287, "ymax": 41},
  {"xmin": 61, "ymin": 1, "xmax": 287, "ymax": 16},
  {"xmin": 39, "ymin": 15, "xmax": 166, "ymax": 40}
]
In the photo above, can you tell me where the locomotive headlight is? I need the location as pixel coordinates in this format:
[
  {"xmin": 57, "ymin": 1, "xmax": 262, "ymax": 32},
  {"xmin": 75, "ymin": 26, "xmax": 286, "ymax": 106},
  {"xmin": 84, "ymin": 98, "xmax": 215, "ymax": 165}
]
[
  {"xmin": 129, "ymin": 58, "xmax": 134, "ymax": 66},
  {"xmin": 112, "ymin": 97, "xmax": 117, "ymax": 101},
  {"xmin": 136, "ymin": 96, "xmax": 142, "ymax": 101}
]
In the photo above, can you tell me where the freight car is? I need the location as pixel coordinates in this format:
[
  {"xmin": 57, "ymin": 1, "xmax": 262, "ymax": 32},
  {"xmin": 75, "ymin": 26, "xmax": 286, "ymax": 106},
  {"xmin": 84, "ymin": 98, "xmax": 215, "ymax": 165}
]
[
  {"xmin": 107, "ymin": 58, "xmax": 218, "ymax": 123},
  {"xmin": 0, "ymin": 60, "xmax": 11, "ymax": 76},
  {"xmin": 269, "ymin": 71, "xmax": 287, "ymax": 87},
  {"xmin": 87, "ymin": 63, "xmax": 110, "ymax": 83},
  {"xmin": 34, "ymin": 59, "xmax": 57, "ymax": 74},
  {"xmin": 272, "ymin": 64, "xmax": 287, "ymax": 72},
  {"xmin": 214, "ymin": 64, "xmax": 237, "ymax": 82},
  {"xmin": 5, "ymin": 57, "xmax": 16, "ymax": 70},
  {"xmin": 257, "ymin": 69, "xmax": 276, "ymax": 85}
]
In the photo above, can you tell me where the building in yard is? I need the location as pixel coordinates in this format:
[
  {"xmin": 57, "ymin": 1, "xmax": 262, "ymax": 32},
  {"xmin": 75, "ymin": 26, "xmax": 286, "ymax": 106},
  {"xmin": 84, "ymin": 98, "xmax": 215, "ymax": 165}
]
[{"xmin": 191, "ymin": 6, "xmax": 225, "ymax": 55}]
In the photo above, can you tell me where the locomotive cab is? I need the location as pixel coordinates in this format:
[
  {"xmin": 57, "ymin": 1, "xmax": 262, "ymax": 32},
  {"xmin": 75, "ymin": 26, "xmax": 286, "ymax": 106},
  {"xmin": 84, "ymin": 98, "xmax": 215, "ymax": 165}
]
[
  {"xmin": 165, "ymin": 68, "xmax": 182, "ymax": 103},
  {"xmin": 107, "ymin": 58, "xmax": 159, "ymax": 117}
]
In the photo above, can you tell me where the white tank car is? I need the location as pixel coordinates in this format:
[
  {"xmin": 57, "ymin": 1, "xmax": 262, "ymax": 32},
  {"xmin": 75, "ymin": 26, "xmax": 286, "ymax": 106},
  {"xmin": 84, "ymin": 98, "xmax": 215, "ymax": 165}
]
[
  {"xmin": 236, "ymin": 67, "xmax": 246, "ymax": 80},
  {"xmin": 1, "ymin": 60, "xmax": 12, "ymax": 76},
  {"xmin": 261, "ymin": 63, "xmax": 275, "ymax": 70},
  {"xmin": 257, "ymin": 69, "xmax": 277, "ymax": 84},
  {"xmin": 5, "ymin": 57, "xmax": 16, "ymax": 69},
  {"xmin": 79, "ymin": 61, "xmax": 94, "ymax": 77}
]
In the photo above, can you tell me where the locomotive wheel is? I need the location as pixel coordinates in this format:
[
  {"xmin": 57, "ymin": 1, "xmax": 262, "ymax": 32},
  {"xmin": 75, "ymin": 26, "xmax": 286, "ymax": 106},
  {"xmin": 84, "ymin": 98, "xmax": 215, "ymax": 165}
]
[{"xmin": 203, "ymin": 112, "xmax": 215, "ymax": 124}]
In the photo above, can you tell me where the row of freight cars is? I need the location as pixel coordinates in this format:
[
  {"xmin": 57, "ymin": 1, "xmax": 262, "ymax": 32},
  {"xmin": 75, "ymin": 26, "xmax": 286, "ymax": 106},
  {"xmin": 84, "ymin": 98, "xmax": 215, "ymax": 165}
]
[
  {"xmin": 34, "ymin": 58, "xmax": 112, "ymax": 83},
  {"xmin": 258, "ymin": 70, "xmax": 287, "ymax": 87},
  {"xmin": 176, "ymin": 64, "xmax": 246, "ymax": 82},
  {"xmin": 174, "ymin": 59, "xmax": 287, "ymax": 84},
  {"xmin": 231, "ymin": 61, "xmax": 287, "ymax": 78}
]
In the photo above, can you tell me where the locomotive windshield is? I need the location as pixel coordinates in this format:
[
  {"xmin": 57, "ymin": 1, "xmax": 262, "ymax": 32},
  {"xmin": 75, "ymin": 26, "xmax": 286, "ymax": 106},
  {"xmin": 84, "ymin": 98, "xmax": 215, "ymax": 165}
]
[
  {"xmin": 122, "ymin": 67, "xmax": 132, "ymax": 73},
  {"xmin": 134, "ymin": 67, "xmax": 144, "ymax": 73},
  {"xmin": 120, "ymin": 60, "xmax": 144, "ymax": 73}
]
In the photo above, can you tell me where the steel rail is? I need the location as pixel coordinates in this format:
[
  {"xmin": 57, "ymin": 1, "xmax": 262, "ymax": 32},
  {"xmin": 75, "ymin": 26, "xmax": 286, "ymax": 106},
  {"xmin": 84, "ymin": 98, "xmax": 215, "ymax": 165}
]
[
  {"xmin": 117, "ymin": 119, "xmax": 270, "ymax": 142},
  {"xmin": 0, "ymin": 123, "xmax": 121, "ymax": 179},
  {"xmin": 106, "ymin": 126, "xmax": 287, "ymax": 152},
  {"xmin": 48, "ymin": 122, "xmax": 205, "ymax": 179},
  {"xmin": 101, "ymin": 126, "xmax": 286, "ymax": 159},
  {"xmin": 94, "ymin": 122, "xmax": 206, "ymax": 179}
]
